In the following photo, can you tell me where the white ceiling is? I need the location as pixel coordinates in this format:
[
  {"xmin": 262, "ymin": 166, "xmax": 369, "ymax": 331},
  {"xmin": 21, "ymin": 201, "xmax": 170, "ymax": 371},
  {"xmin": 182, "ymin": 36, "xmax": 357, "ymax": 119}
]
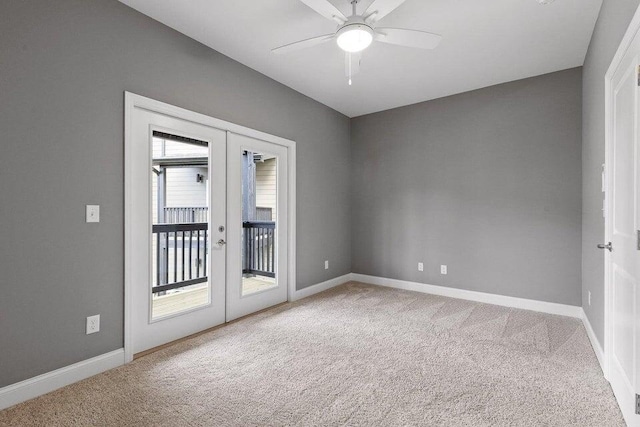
[{"xmin": 119, "ymin": 0, "xmax": 602, "ymax": 117}]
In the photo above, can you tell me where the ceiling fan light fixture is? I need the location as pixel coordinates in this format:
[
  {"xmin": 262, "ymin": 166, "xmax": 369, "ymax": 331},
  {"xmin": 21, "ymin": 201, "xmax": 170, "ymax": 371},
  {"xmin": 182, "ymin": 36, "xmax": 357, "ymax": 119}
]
[{"xmin": 336, "ymin": 24, "xmax": 374, "ymax": 53}]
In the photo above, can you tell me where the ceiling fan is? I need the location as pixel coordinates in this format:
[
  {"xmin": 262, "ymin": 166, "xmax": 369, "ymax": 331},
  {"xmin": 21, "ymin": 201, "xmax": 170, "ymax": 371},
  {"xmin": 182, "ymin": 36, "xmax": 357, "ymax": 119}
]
[{"xmin": 272, "ymin": 0, "xmax": 442, "ymax": 85}]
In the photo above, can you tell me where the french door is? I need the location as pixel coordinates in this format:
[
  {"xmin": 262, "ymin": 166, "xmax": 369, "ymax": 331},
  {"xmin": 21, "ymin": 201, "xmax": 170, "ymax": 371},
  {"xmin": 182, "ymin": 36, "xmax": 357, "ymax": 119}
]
[
  {"xmin": 226, "ymin": 133, "xmax": 289, "ymax": 321},
  {"xmin": 129, "ymin": 109, "xmax": 227, "ymax": 355},
  {"xmin": 127, "ymin": 101, "xmax": 291, "ymax": 356}
]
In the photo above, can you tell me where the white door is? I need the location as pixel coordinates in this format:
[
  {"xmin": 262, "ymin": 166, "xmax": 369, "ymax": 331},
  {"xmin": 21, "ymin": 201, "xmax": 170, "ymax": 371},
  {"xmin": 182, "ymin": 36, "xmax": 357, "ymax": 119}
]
[
  {"xmin": 129, "ymin": 108, "xmax": 227, "ymax": 355},
  {"xmin": 226, "ymin": 133, "xmax": 289, "ymax": 321},
  {"xmin": 606, "ymin": 43, "xmax": 640, "ymax": 426}
]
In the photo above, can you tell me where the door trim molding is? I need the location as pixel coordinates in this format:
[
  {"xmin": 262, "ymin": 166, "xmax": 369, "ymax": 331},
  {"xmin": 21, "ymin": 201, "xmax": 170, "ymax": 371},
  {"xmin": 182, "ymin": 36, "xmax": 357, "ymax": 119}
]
[
  {"xmin": 124, "ymin": 92, "xmax": 297, "ymax": 363},
  {"xmin": 603, "ymin": 3, "xmax": 640, "ymax": 382}
]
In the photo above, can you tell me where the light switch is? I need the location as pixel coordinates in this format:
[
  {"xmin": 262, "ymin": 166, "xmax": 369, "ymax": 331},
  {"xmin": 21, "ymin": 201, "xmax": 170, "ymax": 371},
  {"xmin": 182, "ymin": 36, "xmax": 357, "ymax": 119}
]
[{"xmin": 86, "ymin": 205, "xmax": 100, "ymax": 223}]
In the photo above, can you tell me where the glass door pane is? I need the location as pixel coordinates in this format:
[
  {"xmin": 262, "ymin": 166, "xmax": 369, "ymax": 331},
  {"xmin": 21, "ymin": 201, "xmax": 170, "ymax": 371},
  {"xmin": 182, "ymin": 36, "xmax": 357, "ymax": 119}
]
[
  {"xmin": 151, "ymin": 131, "xmax": 210, "ymax": 319},
  {"xmin": 241, "ymin": 150, "xmax": 278, "ymax": 296},
  {"xmin": 226, "ymin": 132, "xmax": 288, "ymax": 321}
]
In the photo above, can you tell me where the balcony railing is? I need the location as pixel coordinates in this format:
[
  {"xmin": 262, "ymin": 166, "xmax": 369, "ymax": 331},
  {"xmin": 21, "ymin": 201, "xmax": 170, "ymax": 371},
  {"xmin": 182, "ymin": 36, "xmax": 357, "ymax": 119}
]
[
  {"xmin": 243, "ymin": 221, "xmax": 276, "ymax": 278},
  {"xmin": 163, "ymin": 207, "xmax": 208, "ymax": 224},
  {"xmin": 153, "ymin": 222, "xmax": 208, "ymax": 294},
  {"xmin": 152, "ymin": 218, "xmax": 275, "ymax": 296}
]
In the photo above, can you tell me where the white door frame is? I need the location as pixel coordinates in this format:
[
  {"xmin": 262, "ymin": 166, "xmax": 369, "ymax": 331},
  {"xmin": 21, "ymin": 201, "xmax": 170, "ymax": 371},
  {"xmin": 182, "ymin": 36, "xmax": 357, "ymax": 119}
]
[{"xmin": 124, "ymin": 92, "xmax": 297, "ymax": 363}]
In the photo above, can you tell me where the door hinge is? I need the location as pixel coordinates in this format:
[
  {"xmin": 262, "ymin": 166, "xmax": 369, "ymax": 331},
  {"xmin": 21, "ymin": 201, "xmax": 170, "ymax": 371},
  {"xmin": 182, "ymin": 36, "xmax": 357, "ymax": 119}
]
[
  {"xmin": 636, "ymin": 394, "xmax": 640, "ymax": 415},
  {"xmin": 637, "ymin": 65, "xmax": 640, "ymax": 86},
  {"xmin": 637, "ymin": 231, "xmax": 640, "ymax": 251}
]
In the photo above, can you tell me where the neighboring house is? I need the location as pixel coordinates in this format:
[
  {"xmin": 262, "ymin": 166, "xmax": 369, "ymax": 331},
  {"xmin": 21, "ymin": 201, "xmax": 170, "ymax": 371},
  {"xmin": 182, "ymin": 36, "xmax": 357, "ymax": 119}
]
[
  {"xmin": 152, "ymin": 134, "xmax": 209, "ymax": 225},
  {"xmin": 151, "ymin": 136, "xmax": 276, "ymax": 297},
  {"xmin": 151, "ymin": 138, "xmax": 276, "ymax": 225},
  {"xmin": 255, "ymin": 157, "xmax": 276, "ymax": 220}
]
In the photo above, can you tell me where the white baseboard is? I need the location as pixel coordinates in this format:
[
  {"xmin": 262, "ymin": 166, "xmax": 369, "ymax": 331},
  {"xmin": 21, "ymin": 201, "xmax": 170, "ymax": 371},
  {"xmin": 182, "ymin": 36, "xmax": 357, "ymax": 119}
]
[
  {"xmin": 581, "ymin": 309, "xmax": 605, "ymax": 372},
  {"xmin": 351, "ymin": 273, "xmax": 583, "ymax": 318},
  {"xmin": 292, "ymin": 273, "xmax": 353, "ymax": 301},
  {"xmin": 0, "ymin": 275, "xmax": 350, "ymax": 412},
  {"xmin": 0, "ymin": 275, "xmax": 591, "ymax": 412},
  {"xmin": 0, "ymin": 349, "xmax": 125, "ymax": 411}
]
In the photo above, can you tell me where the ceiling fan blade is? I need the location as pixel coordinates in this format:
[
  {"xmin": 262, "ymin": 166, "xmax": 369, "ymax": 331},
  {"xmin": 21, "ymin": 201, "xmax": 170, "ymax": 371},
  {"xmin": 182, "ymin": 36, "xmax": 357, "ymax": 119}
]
[
  {"xmin": 375, "ymin": 28, "xmax": 442, "ymax": 49},
  {"xmin": 364, "ymin": 0, "xmax": 406, "ymax": 23},
  {"xmin": 345, "ymin": 52, "xmax": 362, "ymax": 77},
  {"xmin": 299, "ymin": 0, "xmax": 347, "ymax": 24},
  {"xmin": 272, "ymin": 34, "xmax": 335, "ymax": 54}
]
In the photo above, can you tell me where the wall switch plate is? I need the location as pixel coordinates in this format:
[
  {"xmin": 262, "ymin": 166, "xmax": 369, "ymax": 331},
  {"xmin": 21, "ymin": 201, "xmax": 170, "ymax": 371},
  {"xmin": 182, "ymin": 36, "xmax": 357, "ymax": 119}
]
[
  {"xmin": 86, "ymin": 315, "xmax": 100, "ymax": 334},
  {"xmin": 86, "ymin": 205, "xmax": 100, "ymax": 223},
  {"xmin": 588, "ymin": 291, "xmax": 591, "ymax": 306},
  {"xmin": 440, "ymin": 265, "xmax": 448, "ymax": 275},
  {"xmin": 418, "ymin": 262, "xmax": 424, "ymax": 272},
  {"xmin": 324, "ymin": 260, "xmax": 329, "ymax": 270}
]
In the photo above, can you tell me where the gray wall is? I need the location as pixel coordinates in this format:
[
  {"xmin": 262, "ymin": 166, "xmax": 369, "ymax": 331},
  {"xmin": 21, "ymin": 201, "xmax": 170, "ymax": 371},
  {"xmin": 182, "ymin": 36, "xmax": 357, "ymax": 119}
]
[
  {"xmin": 582, "ymin": 0, "xmax": 640, "ymax": 346},
  {"xmin": 0, "ymin": 0, "xmax": 351, "ymax": 387},
  {"xmin": 351, "ymin": 68, "xmax": 583, "ymax": 306}
]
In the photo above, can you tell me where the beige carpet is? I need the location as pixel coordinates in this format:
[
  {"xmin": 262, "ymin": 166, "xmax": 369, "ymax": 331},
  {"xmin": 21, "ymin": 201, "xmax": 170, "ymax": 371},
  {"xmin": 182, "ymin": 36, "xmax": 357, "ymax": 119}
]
[{"xmin": 0, "ymin": 282, "xmax": 624, "ymax": 426}]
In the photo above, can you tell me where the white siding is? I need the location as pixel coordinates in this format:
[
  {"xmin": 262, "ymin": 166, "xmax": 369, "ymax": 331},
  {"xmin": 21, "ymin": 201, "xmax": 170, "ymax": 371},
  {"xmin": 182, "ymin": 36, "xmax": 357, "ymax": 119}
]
[
  {"xmin": 152, "ymin": 137, "xmax": 209, "ymax": 223},
  {"xmin": 256, "ymin": 158, "xmax": 276, "ymax": 220},
  {"xmin": 165, "ymin": 167, "xmax": 208, "ymax": 208}
]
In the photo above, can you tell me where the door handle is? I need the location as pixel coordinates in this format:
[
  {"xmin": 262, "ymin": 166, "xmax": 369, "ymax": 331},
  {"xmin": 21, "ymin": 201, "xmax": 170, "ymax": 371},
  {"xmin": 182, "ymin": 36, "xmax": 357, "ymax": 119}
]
[
  {"xmin": 597, "ymin": 242, "xmax": 612, "ymax": 252},
  {"xmin": 217, "ymin": 239, "xmax": 226, "ymax": 246}
]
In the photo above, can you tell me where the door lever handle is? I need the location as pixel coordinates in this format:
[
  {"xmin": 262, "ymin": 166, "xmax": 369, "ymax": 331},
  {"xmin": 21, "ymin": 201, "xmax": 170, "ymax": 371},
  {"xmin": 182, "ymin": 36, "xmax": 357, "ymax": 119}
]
[
  {"xmin": 597, "ymin": 242, "xmax": 612, "ymax": 252},
  {"xmin": 217, "ymin": 239, "xmax": 226, "ymax": 246}
]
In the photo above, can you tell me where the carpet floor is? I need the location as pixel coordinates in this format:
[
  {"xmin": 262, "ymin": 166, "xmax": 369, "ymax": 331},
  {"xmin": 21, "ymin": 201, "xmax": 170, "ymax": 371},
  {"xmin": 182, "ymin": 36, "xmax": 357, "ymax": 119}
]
[{"xmin": 0, "ymin": 282, "xmax": 624, "ymax": 426}]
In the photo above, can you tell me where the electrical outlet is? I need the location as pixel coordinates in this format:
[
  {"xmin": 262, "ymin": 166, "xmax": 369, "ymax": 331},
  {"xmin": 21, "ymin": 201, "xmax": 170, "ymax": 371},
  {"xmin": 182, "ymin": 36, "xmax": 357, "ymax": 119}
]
[
  {"xmin": 418, "ymin": 262, "xmax": 424, "ymax": 272},
  {"xmin": 86, "ymin": 315, "xmax": 100, "ymax": 334},
  {"xmin": 588, "ymin": 291, "xmax": 591, "ymax": 306},
  {"xmin": 324, "ymin": 260, "xmax": 329, "ymax": 270},
  {"xmin": 86, "ymin": 205, "xmax": 100, "ymax": 223},
  {"xmin": 440, "ymin": 265, "xmax": 448, "ymax": 275}
]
